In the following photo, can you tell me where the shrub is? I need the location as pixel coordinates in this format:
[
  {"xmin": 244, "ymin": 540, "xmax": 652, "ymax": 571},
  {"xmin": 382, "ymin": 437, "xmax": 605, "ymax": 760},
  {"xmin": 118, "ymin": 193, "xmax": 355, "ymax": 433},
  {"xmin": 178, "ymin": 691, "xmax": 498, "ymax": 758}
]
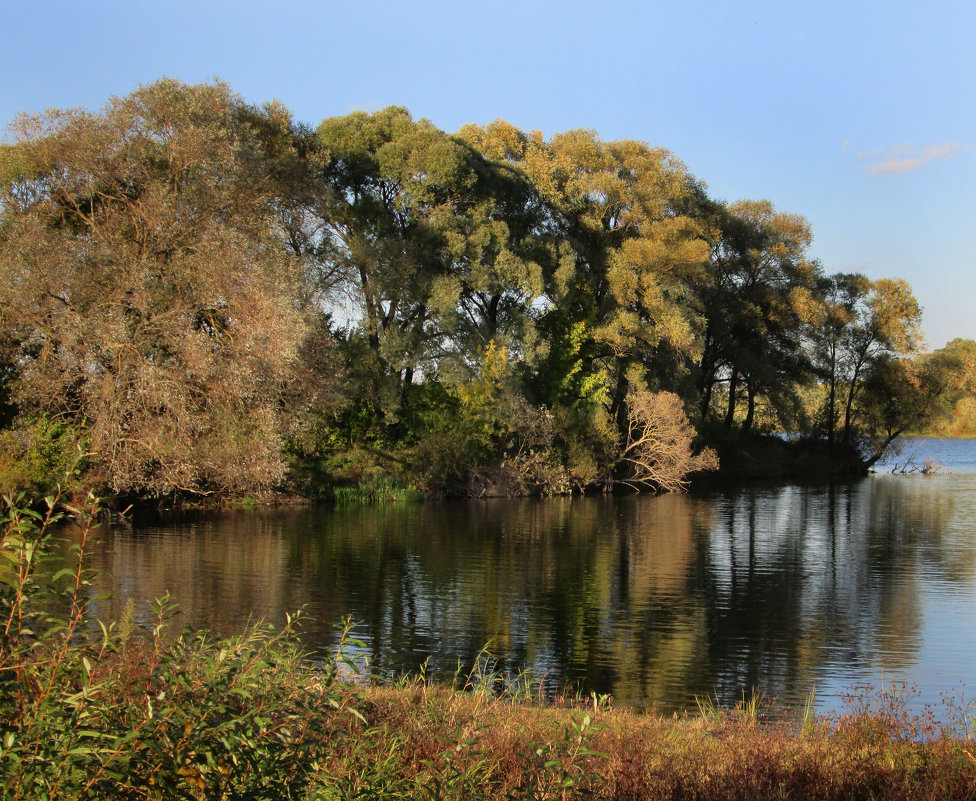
[
  {"xmin": 615, "ymin": 389, "xmax": 719, "ymax": 492},
  {"xmin": 0, "ymin": 415, "xmax": 86, "ymax": 499},
  {"xmin": 0, "ymin": 491, "xmax": 363, "ymax": 800}
]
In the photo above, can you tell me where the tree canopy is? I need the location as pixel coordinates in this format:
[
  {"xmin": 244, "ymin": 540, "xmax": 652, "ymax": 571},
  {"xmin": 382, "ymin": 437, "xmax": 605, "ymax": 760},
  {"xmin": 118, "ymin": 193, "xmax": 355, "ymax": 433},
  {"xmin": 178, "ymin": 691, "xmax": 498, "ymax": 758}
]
[
  {"xmin": 0, "ymin": 79, "xmax": 940, "ymax": 501},
  {"xmin": 0, "ymin": 80, "xmax": 321, "ymax": 495}
]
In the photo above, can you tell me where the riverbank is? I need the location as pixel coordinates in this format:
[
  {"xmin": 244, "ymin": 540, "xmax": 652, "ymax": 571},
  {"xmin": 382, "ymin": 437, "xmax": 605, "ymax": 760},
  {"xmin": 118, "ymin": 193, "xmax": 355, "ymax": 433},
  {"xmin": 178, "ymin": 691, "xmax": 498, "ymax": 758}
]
[
  {"xmin": 704, "ymin": 433, "xmax": 871, "ymax": 482},
  {"xmin": 327, "ymin": 681, "xmax": 976, "ymax": 800},
  {"xmin": 103, "ymin": 435, "xmax": 873, "ymax": 514},
  {"xmin": 4, "ymin": 617, "xmax": 976, "ymax": 800}
]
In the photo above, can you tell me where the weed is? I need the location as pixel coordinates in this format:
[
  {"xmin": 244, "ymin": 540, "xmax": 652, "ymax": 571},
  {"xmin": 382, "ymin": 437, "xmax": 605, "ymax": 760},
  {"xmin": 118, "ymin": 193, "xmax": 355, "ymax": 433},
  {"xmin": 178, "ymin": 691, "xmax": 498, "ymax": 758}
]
[
  {"xmin": 734, "ymin": 687, "xmax": 765, "ymax": 724},
  {"xmin": 800, "ymin": 686, "xmax": 818, "ymax": 737},
  {"xmin": 332, "ymin": 477, "xmax": 423, "ymax": 505},
  {"xmin": 694, "ymin": 692, "xmax": 720, "ymax": 723},
  {"xmin": 0, "ymin": 490, "xmax": 364, "ymax": 799}
]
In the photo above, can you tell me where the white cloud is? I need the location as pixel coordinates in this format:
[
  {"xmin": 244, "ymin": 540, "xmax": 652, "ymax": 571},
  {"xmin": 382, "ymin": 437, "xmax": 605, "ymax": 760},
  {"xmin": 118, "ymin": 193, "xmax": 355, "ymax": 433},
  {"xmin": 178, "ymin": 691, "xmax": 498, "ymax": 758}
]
[{"xmin": 862, "ymin": 143, "xmax": 960, "ymax": 176}]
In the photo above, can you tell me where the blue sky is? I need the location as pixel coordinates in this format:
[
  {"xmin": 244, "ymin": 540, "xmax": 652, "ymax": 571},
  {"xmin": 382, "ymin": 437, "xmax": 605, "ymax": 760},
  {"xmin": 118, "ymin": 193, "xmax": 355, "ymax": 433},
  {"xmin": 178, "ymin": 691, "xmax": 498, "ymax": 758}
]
[{"xmin": 2, "ymin": 0, "xmax": 973, "ymax": 349}]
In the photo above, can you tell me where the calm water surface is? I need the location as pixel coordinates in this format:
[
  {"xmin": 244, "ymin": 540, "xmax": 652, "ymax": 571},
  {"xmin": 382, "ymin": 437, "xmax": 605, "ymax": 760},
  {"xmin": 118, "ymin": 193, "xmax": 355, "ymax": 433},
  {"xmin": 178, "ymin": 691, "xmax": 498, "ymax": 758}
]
[{"xmin": 82, "ymin": 437, "xmax": 976, "ymax": 718}]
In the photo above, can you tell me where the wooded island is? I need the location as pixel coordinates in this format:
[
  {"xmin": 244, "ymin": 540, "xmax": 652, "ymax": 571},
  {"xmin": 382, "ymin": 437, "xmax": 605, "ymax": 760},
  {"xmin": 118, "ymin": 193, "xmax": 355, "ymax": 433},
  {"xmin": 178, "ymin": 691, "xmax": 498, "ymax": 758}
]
[{"xmin": 1, "ymin": 79, "xmax": 972, "ymax": 504}]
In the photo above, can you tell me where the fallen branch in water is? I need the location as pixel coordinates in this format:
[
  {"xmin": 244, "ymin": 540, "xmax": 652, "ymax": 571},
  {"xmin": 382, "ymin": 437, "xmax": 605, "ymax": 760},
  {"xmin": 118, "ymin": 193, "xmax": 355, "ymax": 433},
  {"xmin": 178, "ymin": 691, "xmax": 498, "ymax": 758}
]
[{"xmin": 890, "ymin": 457, "xmax": 948, "ymax": 475}]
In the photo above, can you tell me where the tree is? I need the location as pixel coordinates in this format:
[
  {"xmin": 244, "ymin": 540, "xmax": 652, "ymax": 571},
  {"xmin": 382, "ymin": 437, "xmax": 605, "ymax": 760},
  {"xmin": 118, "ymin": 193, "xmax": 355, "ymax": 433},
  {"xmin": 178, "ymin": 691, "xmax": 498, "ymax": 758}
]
[
  {"xmin": 696, "ymin": 199, "xmax": 819, "ymax": 433},
  {"xmin": 314, "ymin": 108, "xmax": 546, "ymax": 431},
  {"xmin": 858, "ymin": 355, "xmax": 941, "ymax": 464},
  {"xmin": 460, "ymin": 123, "xmax": 711, "ymax": 481},
  {"xmin": 919, "ymin": 338, "xmax": 976, "ymax": 435},
  {"xmin": 840, "ymin": 278, "xmax": 922, "ymax": 445},
  {"xmin": 0, "ymin": 79, "xmax": 314, "ymax": 496},
  {"xmin": 615, "ymin": 389, "xmax": 718, "ymax": 492},
  {"xmin": 441, "ymin": 168, "xmax": 551, "ymax": 368},
  {"xmin": 806, "ymin": 274, "xmax": 924, "ymax": 453},
  {"xmin": 806, "ymin": 272, "xmax": 866, "ymax": 444}
]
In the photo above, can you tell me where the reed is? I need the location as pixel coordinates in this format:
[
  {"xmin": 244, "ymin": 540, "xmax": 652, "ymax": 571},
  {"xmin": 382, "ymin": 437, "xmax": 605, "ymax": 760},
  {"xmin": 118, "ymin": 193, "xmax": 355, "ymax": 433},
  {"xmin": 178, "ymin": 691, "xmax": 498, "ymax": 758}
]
[{"xmin": 332, "ymin": 476, "xmax": 424, "ymax": 505}]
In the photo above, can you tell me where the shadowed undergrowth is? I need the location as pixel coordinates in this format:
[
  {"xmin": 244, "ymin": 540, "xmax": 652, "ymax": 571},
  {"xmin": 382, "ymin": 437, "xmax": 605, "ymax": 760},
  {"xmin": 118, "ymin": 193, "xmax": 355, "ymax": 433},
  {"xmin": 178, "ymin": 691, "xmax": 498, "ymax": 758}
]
[{"xmin": 2, "ymin": 493, "xmax": 976, "ymax": 800}]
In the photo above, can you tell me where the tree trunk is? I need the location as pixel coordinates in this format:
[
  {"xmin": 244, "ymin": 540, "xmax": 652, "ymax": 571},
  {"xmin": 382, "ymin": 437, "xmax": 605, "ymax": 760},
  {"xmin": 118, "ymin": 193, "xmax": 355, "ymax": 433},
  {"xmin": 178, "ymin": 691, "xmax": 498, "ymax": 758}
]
[
  {"xmin": 742, "ymin": 376, "xmax": 756, "ymax": 434},
  {"xmin": 826, "ymin": 346, "xmax": 837, "ymax": 445},
  {"xmin": 724, "ymin": 369, "xmax": 739, "ymax": 429},
  {"xmin": 841, "ymin": 352, "xmax": 867, "ymax": 445},
  {"xmin": 698, "ymin": 333, "xmax": 716, "ymax": 420},
  {"xmin": 700, "ymin": 379, "xmax": 714, "ymax": 422}
]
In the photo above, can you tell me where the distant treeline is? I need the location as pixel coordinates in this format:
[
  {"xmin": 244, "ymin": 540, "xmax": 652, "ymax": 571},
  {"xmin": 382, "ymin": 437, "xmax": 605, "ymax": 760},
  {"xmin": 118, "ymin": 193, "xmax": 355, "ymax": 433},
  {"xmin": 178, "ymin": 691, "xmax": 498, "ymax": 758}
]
[{"xmin": 0, "ymin": 79, "xmax": 959, "ymax": 502}]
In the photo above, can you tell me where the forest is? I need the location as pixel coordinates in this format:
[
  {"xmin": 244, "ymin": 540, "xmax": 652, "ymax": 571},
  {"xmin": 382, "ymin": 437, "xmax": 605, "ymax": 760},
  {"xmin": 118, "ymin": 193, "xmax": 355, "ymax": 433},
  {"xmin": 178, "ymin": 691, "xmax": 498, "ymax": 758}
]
[{"xmin": 0, "ymin": 78, "xmax": 972, "ymax": 503}]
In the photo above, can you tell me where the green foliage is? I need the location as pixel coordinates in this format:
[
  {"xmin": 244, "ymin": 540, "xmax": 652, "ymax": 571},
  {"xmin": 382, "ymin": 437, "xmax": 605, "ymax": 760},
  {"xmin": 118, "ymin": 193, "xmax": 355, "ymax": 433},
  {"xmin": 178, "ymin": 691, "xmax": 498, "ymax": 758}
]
[
  {"xmin": 804, "ymin": 274, "xmax": 924, "ymax": 451},
  {"xmin": 917, "ymin": 339, "xmax": 976, "ymax": 436},
  {"xmin": 332, "ymin": 477, "xmax": 423, "ymax": 505},
  {"xmin": 531, "ymin": 317, "xmax": 610, "ymax": 414},
  {"xmin": 0, "ymin": 79, "xmax": 939, "ymax": 498},
  {"xmin": 696, "ymin": 198, "xmax": 819, "ymax": 433},
  {"xmin": 0, "ymin": 492, "xmax": 367, "ymax": 800},
  {"xmin": 511, "ymin": 712, "xmax": 606, "ymax": 800},
  {"xmin": 412, "ymin": 343, "xmax": 572, "ymax": 497},
  {"xmin": 525, "ymin": 317, "xmax": 617, "ymax": 491},
  {"xmin": 0, "ymin": 416, "xmax": 86, "ymax": 498}
]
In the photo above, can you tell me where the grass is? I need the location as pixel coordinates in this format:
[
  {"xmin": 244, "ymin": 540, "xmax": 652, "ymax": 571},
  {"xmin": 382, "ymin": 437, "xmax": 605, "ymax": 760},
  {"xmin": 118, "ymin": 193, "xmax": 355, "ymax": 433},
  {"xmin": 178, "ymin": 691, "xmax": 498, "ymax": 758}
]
[
  {"xmin": 328, "ymin": 681, "xmax": 976, "ymax": 801},
  {"xmin": 3, "ymin": 491, "xmax": 976, "ymax": 799},
  {"xmin": 332, "ymin": 475, "xmax": 424, "ymax": 505}
]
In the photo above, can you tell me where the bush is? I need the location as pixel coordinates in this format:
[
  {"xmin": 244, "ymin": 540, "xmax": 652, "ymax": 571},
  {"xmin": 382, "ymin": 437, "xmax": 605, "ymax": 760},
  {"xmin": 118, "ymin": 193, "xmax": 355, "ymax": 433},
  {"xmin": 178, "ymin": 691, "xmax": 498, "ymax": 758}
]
[
  {"xmin": 413, "ymin": 344, "xmax": 571, "ymax": 497},
  {"xmin": 0, "ymin": 491, "xmax": 363, "ymax": 800},
  {"xmin": 615, "ymin": 390, "xmax": 719, "ymax": 492},
  {"xmin": 0, "ymin": 415, "xmax": 86, "ymax": 499}
]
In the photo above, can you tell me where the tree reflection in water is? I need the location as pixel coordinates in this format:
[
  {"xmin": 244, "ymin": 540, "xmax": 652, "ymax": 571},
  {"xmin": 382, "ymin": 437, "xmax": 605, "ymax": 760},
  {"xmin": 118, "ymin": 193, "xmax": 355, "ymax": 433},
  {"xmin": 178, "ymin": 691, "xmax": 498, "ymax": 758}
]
[{"xmin": 79, "ymin": 474, "xmax": 976, "ymax": 715}]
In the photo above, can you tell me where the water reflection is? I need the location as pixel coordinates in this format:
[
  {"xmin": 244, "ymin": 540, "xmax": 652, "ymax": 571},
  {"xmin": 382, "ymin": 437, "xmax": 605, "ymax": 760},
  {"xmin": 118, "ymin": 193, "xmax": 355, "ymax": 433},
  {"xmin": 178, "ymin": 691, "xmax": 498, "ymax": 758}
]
[{"xmin": 80, "ymin": 474, "xmax": 976, "ymax": 715}]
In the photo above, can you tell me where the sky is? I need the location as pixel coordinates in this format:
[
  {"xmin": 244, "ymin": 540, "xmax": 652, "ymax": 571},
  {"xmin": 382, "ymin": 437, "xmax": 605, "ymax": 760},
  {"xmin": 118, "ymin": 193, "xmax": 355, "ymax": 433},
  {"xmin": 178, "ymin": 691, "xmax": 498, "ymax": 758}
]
[{"xmin": 1, "ymin": 0, "xmax": 973, "ymax": 350}]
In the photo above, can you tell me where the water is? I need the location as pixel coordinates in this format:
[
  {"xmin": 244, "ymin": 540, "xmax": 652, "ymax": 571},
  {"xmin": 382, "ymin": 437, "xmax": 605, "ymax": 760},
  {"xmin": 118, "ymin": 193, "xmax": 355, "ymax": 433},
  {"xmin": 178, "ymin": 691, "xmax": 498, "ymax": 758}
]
[
  {"xmin": 877, "ymin": 436, "xmax": 976, "ymax": 474},
  {"xmin": 78, "ymin": 437, "xmax": 976, "ymax": 719}
]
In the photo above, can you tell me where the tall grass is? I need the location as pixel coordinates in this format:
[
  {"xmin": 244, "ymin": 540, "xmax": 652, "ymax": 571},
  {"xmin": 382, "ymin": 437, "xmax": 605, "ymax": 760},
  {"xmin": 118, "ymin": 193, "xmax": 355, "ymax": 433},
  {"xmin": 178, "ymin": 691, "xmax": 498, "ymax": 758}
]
[
  {"xmin": 2, "ymin": 490, "xmax": 976, "ymax": 799},
  {"xmin": 332, "ymin": 476, "xmax": 424, "ymax": 505}
]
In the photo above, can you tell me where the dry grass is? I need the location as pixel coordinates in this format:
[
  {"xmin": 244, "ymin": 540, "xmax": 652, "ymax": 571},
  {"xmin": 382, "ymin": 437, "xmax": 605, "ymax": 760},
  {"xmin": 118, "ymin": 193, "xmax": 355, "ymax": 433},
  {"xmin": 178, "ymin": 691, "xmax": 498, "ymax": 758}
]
[{"xmin": 315, "ymin": 679, "xmax": 976, "ymax": 800}]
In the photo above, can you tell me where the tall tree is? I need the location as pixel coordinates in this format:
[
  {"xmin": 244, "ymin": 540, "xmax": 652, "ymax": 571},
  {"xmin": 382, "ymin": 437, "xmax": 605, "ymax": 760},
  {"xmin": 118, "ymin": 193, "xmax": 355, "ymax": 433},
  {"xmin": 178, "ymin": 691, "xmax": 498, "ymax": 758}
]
[
  {"xmin": 697, "ymin": 199, "xmax": 819, "ymax": 433},
  {"xmin": 807, "ymin": 273, "xmax": 923, "ymax": 453},
  {"xmin": 460, "ymin": 124, "xmax": 709, "ymax": 413},
  {"xmin": 807, "ymin": 272, "xmax": 868, "ymax": 444},
  {"xmin": 0, "ymin": 79, "xmax": 313, "ymax": 495},
  {"xmin": 839, "ymin": 277, "xmax": 923, "ymax": 446},
  {"xmin": 459, "ymin": 123, "xmax": 714, "ymax": 489},
  {"xmin": 441, "ymin": 165, "xmax": 551, "ymax": 366},
  {"xmin": 315, "ymin": 108, "xmax": 530, "ymax": 428}
]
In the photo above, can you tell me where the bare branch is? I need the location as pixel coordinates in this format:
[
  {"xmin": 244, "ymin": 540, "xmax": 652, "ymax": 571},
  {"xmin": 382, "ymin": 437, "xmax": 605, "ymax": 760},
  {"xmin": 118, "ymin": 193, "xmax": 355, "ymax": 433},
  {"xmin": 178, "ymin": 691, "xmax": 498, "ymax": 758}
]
[{"xmin": 615, "ymin": 389, "xmax": 718, "ymax": 492}]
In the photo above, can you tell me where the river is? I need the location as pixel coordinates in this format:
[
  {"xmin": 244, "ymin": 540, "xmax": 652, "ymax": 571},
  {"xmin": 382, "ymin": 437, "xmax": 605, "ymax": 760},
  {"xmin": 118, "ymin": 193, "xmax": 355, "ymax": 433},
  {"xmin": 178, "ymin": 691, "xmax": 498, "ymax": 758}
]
[{"xmin": 78, "ymin": 437, "xmax": 976, "ymax": 720}]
